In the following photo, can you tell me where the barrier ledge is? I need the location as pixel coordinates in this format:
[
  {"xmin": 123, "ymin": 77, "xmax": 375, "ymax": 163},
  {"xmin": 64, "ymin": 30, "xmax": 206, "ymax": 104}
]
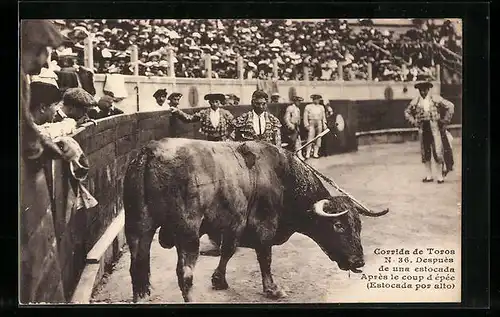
[
  {"xmin": 71, "ymin": 210, "xmax": 125, "ymax": 304},
  {"xmin": 356, "ymin": 124, "xmax": 462, "ymax": 146}
]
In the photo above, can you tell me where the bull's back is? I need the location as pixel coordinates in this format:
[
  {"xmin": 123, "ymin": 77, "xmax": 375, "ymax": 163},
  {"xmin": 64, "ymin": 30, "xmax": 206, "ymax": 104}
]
[{"xmin": 142, "ymin": 138, "xmax": 256, "ymax": 219}]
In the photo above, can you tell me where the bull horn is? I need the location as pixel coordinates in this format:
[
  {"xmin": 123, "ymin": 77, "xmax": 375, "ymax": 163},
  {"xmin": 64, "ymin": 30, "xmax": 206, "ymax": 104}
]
[
  {"xmin": 358, "ymin": 208, "xmax": 390, "ymax": 217},
  {"xmin": 313, "ymin": 199, "xmax": 349, "ymax": 217}
]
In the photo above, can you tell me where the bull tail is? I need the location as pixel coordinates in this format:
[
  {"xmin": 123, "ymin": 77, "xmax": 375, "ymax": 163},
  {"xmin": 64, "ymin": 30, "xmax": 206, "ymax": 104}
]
[
  {"xmin": 123, "ymin": 146, "xmax": 156, "ymax": 302},
  {"xmin": 124, "ymin": 146, "xmax": 154, "ymax": 228}
]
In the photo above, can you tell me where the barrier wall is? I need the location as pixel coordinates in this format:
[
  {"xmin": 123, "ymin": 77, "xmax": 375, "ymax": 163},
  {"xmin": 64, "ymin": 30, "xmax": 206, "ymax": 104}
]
[
  {"xmin": 20, "ymin": 97, "xmax": 461, "ymax": 303},
  {"xmin": 93, "ymin": 75, "xmax": 441, "ymax": 114}
]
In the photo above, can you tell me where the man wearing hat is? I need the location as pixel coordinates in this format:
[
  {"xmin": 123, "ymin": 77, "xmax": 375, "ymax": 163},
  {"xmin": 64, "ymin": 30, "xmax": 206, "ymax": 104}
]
[
  {"xmin": 283, "ymin": 96, "xmax": 304, "ymax": 159},
  {"xmin": 231, "ymin": 90, "xmax": 282, "ymax": 146},
  {"xmin": 270, "ymin": 92, "xmax": 280, "ymax": 103},
  {"xmin": 55, "ymin": 88, "xmax": 97, "ymax": 126},
  {"xmin": 404, "ymin": 81, "xmax": 455, "ymax": 183},
  {"xmin": 21, "ymin": 19, "xmax": 70, "ymax": 161},
  {"xmin": 30, "ymin": 82, "xmax": 62, "ymax": 125},
  {"xmin": 170, "ymin": 93, "xmax": 234, "ymax": 142},
  {"xmin": 168, "ymin": 92, "xmax": 183, "ymax": 108},
  {"xmin": 88, "ymin": 95, "xmax": 124, "ymax": 120},
  {"xmin": 303, "ymin": 94, "xmax": 327, "ymax": 158},
  {"xmin": 153, "ymin": 89, "xmax": 168, "ymax": 108}
]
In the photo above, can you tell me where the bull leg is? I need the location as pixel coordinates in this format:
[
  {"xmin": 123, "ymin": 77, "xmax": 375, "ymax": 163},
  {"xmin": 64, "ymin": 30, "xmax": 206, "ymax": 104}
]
[
  {"xmin": 127, "ymin": 227, "xmax": 156, "ymax": 303},
  {"xmin": 255, "ymin": 245, "xmax": 287, "ymax": 299},
  {"xmin": 211, "ymin": 232, "xmax": 239, "ymax": 290},
  {"xmin": 175, "ymin": 237, "xmax": 200, "ymax": 302}
]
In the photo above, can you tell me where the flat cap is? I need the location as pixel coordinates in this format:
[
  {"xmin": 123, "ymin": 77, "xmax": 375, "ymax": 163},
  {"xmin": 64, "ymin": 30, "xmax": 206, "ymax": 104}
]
[
  {"xmin": 21, "ymin": 20, "xmax": 66, "ymax": 49},
  {"xmin": 97, "ymin": 95, "xmax": 114, "ymax": 109},
  {"xmin": 62, "ymin": 88, "xmax": 97, "ymax": 109}
]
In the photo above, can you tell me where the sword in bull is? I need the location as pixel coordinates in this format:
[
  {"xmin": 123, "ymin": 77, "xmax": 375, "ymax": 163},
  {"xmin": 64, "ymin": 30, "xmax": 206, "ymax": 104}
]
[{"xmin": 295, "ymin": 128, "xmax": 389, "ymax": 217}]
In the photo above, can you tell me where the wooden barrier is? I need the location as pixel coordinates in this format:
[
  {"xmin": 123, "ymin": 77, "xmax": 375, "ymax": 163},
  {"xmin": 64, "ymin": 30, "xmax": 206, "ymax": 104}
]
[{"xmin": 20, "ymin": 98, "xmax": 462, "ymax": 303}]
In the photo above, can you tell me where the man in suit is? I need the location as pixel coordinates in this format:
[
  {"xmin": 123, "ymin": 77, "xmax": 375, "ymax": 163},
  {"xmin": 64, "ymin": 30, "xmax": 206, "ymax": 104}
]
[
  {"xmin": 283, "ymin": 95, "xmax": 304, "ymax": 159},
  {"xmin": 231, "ymin": 90, "xmax": 282, "ymax": 147},
  {"xmin": 170, "ymin": 93, "xmax": 234, "ymax": 141}
]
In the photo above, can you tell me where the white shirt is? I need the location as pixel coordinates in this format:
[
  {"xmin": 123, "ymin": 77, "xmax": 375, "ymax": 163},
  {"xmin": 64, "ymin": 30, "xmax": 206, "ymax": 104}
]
[
  {"xmin": 210, "ymin": 108, "xmax": 220, "ymax": 127},
  {"xmin": 158, "ymin": 102, "xmax": 170, "ymax": 110},
  {"xmin": 252, "ymin": 110, "xmax": 266, "ymax": 135},
  {"xmin": 420, "ymin": 95, "xmax": 431, "ymax": 113}
]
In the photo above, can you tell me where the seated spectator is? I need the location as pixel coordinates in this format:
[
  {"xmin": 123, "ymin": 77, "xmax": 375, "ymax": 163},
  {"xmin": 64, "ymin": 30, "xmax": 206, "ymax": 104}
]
[{"xmin": 56, "ymin": 19, "xmax": 460, "ymax": 82}]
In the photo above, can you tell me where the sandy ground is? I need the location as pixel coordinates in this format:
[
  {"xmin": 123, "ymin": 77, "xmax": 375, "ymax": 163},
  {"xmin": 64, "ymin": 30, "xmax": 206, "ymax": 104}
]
[{"xmin": 91, "ymin": 140, "xmax": 462, "ymax": 304}]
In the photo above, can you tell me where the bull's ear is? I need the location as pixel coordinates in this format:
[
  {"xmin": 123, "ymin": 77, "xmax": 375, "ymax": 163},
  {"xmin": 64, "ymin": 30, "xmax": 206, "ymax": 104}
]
[{"xmin": 236, "ymin": 143, "xmax": 256, "ymax": 169}]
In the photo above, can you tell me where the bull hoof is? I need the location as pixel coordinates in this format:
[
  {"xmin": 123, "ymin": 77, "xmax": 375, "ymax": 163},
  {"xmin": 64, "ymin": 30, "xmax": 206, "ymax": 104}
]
[
  {"xmin": 264, "ymin": 286, "xmax": 287, "ymax": 299},
  {"xmin": 211, "ymin": 271, "xmax": 229, "ymax": 290},
  {"xmin": 133, "ymin": 291, "xmax": 151, "ymax": 303}
]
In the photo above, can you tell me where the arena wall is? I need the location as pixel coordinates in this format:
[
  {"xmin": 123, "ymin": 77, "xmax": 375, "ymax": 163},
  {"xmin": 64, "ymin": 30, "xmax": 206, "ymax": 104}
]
[
  {"xmin": 20, "ymin": 97, "xmax": 460, "ymax": 304},
  {"xmin": 93, "ymin": 75, "xmax": 441, "ymax": 114}
]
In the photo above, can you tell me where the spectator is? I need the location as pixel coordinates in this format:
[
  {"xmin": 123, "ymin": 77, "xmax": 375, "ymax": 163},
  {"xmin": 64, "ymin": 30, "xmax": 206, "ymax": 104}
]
[
  {"xmin": 57, "ymin": 88, "xmax": 97, "ymax": 126},
  {"xmin": 56, "ymin": 19, "xmax": 460, "ymax": 81},
  {"xmin": 88, "ymin": 95, "xmax": 124, "ymax": 119}
]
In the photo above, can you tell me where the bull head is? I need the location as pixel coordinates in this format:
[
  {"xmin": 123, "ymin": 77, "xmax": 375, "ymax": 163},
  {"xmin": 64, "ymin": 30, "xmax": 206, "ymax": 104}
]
[{"xmin": 306, "ymin": 197, "xmax": 382, "ymax": 273}]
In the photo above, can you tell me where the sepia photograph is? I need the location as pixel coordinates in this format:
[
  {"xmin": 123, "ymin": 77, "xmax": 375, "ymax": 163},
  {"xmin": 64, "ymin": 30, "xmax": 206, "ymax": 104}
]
[{"xmin": 20, "ymin": 17, "xmax": 464, "ymax": 305}]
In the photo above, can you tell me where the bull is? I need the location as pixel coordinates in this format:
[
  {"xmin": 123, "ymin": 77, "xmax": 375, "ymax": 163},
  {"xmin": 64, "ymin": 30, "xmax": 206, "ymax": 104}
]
[{"xmin": 123, "ymin": 138, "xmax": 388, "ymax": 302}]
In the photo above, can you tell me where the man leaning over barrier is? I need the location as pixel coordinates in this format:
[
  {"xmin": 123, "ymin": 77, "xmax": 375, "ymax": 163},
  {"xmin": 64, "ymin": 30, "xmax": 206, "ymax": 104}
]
[{"xmin": 169, "ymin": 93, "xmax": 235, "ymax": 142}]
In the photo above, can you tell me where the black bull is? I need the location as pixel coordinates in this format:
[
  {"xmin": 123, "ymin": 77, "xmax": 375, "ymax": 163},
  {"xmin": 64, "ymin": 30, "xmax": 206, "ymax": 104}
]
[{"xmin": 123, "ymin": 138, "xmax": 388, "ymax": 302}]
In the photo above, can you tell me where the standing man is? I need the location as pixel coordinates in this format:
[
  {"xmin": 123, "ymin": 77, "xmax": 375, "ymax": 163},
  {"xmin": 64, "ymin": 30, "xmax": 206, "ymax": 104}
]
[
  {"xmin": 404, "ymin": 81, "xmax": 455, "ymax": 183},
  {"xmin": 283, "ymin": 96, "xmax": 304, "ymax": 159},
  {"xmin": 270, "ymin": 92, "xmax": 280, "ymax": 103},
  {"xmin": 170, "ymin": 93, "xmax": 234, "ymax": 141},
  {"xmin": 303, "ymin": 94, "xmax": 327, "ymax": 158},
  {"xmin": 231, "ymin": 90, "xmax": 282, "ymax": 147},
  {"xmin": 168, "ymin": 92, "xmax": 183, "ymax": 108},
  {"xmin": 153, "ymin": 88, "xmax": 168, "ymax": 108}
]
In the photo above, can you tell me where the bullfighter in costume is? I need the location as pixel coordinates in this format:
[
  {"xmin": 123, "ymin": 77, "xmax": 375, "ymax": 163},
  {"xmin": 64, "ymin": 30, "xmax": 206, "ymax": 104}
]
[
  {"xmin": 231, "ymin": 90, "xmax": 282, "ymax": 147},
  {"xmin": 170, "ymin": 93, "xmax": 234, "ymax": 142},
  {"xmin": 283, "ymin": 96, "xmax": 305, "ymax": 159},
  {"xmin": 303, "ymin": 94, "xmax": 327, "ymax": 158},
  {"xmin": 153, "ymin": 88, "xmax": 168, "ymax": 108},
  {"xmin": 404, "ymin": 81, "xmax": 455, "ymax": 183},
  {"xmin": 168, "ymin": 92, "xmax": 183, "ymax": 108}
]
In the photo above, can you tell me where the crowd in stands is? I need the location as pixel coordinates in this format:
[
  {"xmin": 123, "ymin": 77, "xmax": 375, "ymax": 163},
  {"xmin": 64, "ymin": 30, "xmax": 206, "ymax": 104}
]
[{"xmin": 52, "ymin": 19, "xmax": 462, "ymax": 82}]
